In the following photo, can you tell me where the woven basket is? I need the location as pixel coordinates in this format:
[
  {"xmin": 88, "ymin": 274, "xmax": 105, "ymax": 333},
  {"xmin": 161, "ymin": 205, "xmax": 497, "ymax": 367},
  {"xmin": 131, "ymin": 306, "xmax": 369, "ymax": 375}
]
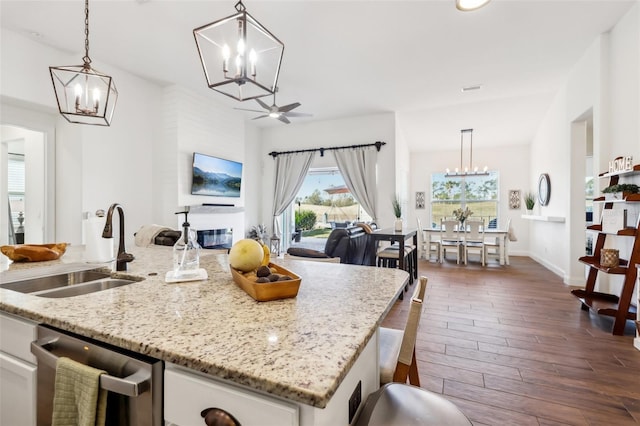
[{"xmin": 600, "ymin": 249, "xmax": 619, "ymax": 268}]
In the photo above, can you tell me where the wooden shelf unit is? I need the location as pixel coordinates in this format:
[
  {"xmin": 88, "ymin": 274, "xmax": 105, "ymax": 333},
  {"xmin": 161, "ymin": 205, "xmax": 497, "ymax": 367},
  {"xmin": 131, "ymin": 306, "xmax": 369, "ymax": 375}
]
[{"xmin": 572, "ymin": 163, "xmax": 640, "ymax": 335}]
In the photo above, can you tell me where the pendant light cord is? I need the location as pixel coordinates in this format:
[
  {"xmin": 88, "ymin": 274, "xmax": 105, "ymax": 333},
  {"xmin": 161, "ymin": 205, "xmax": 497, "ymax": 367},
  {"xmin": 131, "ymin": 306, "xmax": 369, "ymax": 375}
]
[{"xmin": 82, "ymin": 0, "xmax": 92, "ymax": 67}]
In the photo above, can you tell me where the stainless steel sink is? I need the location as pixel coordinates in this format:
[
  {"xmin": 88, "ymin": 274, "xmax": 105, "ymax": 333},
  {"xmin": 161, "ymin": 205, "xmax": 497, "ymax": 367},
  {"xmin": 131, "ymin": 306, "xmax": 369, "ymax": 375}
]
[
  {"xmin": 0, "ymin": 270, "xmax": 111, "ymax": 293},
  {"xmin": 34, "ymin": 278, "xmax": 135, "ymax": 298},
  {"xmin": 0, "ymin": 269, "xmax": 138, "ymax": 298}
]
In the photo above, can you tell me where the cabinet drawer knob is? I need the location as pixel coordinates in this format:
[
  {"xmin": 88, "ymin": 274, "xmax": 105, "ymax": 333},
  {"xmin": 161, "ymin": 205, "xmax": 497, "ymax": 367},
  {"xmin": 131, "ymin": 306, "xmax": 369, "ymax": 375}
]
[{"xmin": 201, "ymin": 407, "xmax": 241, "ymax": 426}]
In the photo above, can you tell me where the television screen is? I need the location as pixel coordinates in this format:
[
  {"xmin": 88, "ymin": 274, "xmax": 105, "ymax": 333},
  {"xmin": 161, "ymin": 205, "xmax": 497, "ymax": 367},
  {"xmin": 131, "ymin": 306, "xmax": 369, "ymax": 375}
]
[{"xmin": 191, "ymin": 152, "xmax": 243, "ymax": 197}]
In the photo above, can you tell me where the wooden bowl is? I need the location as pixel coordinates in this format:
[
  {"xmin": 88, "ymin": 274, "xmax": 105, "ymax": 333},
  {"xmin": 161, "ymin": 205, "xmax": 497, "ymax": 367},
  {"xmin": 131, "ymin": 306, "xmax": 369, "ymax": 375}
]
[{"xmin": 230, "ymin": 263, "xmax": 301, "ymax": 302}]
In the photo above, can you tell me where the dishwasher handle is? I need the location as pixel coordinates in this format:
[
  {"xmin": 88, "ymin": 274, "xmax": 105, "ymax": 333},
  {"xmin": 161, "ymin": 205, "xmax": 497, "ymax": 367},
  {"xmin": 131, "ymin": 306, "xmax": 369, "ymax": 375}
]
[{"xmin": 31, "ymin": 337, "xmax": 151, "ymax": 397}]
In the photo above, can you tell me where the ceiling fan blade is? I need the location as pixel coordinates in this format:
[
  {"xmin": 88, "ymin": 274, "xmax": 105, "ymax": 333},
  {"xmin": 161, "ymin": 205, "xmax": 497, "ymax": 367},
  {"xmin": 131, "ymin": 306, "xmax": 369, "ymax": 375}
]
[
  {"xmin": 234, "ymin": 107, "xmax": 268, "ymax": 113},
  {"xmin": 277, "ymin": 115, "xmax": 291, "ymax": 124},
  {"xmin": 251, "ymin": 115, "xmax": 269, "ymax": 120},
  {"xmin": 278, "ymin": 102, "xmax": 301, "ymax": 113},
  {"xmin": 282, "ymin": 112, "xmax": 313, "ymax": 118},
  {"xmin": 255, "ymin": 98, "xmax": 271, "ymax": 110}
]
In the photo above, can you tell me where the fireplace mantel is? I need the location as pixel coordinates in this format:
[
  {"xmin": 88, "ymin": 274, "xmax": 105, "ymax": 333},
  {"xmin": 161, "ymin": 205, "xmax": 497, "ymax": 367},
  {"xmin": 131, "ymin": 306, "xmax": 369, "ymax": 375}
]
[
  {"xmin": 186, "ymin": 205, "xmax": 245, "ymax": 246},
  {"xmin": 189, "ymin": 205, "xmax": 245, "ymax": 214}
]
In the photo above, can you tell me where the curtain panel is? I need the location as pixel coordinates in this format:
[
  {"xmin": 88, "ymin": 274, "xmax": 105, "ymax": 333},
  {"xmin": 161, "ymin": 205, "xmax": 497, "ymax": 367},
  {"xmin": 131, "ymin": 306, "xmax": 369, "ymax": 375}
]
[
  {"xmin": 271, "ymin": 151, "xmax": 316, "ymax": 237},
  {"xmin": 333, "ymin": 146, "xmax": 378, "ymax": 222}
]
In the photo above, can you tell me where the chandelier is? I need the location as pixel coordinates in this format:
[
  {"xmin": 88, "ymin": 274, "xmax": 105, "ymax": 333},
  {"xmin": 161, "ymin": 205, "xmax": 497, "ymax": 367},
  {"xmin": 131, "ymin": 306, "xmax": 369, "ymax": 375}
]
[
  {"xmin": 193, "ymin": 0, "xmax": 285, "ymax": 102},
  {"xmin": 49, "ymin": 0, "xmax": 118, "ymax": 126},
  {"xmin": 445, "ymin": 129, "xmax": 489, "ymax": 177}
]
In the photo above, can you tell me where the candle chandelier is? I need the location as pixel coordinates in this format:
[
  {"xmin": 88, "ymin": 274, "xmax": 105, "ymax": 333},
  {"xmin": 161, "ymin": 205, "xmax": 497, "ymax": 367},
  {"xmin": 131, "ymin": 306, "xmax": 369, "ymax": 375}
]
[
  {"xmin": 49, "ymin": 0, "xmax": 118, "ymax": 126},
  {"xmin": 194, "ymin": 0, "xmax": 285, "ymax": 102},
  {"xmin": 445, "ymin": 129, "xmax": 489, "ymax": 178}
]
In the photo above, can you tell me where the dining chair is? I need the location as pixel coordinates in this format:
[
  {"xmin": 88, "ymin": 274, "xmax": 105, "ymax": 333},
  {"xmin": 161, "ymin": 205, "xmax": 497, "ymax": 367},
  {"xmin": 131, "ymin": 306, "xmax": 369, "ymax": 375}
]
[
  {"xmin": 417, "ymin": 217, "xmax": 440, "ymax": 262},
  {"xmin": 484, "ymin": 218, "xmax": 511, "ymax": 265},
  {"xmin": 378, "ymin": 276, "xmax": 427, "ymax": 386},
  {"xmin": 463, "ymin": 218, "xmax": 485, "ymax": 266},
  {"xmin": 440, "ymin": 219, "xmax": 462, "ymax": 264}
]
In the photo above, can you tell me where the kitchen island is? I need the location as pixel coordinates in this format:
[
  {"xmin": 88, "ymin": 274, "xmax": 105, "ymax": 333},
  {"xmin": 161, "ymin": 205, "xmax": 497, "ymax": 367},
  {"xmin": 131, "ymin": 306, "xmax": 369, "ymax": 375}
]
[{"xmin": 0, "ymin": 246, "xmax": 409, "ymax": 425}]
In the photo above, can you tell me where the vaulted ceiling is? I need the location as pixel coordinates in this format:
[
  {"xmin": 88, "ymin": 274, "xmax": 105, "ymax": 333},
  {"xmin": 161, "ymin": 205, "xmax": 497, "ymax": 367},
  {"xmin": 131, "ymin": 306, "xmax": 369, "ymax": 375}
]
[{"xmin": 1, "ymin": 0, "xmax": 635, "ymax": 151}]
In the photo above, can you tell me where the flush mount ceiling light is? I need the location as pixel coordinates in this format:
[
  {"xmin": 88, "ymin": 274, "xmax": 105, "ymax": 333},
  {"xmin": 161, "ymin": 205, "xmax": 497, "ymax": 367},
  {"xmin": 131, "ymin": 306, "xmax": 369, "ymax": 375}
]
[
  {"xmin": 194, "ymin": 0, "xmax": 285, "ymax": 102},
  {"xmin": 445, "ymin": 129, "xmax": 489, "ymax": 178},
  {"xmin": 456, "ymin": 0, "xmax": 491, "ymax": 12},
  {"xmin": 49, "ymin": 0, "xmax": 118, "ymax": 126}
]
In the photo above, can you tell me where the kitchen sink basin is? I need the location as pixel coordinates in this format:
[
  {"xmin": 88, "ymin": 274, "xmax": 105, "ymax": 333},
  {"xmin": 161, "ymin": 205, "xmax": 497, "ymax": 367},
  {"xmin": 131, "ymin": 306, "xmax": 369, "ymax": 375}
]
[
  {"xmin": 0, "ymin": 269, "xmax": 138, "ymax": 298},
  {"xmin": 34, "ymin": 278, "xmax": 135, "ymax": 298},
  {"xmin": 0, "ymin": 270, "xmax": 111, "ymax": 293}
]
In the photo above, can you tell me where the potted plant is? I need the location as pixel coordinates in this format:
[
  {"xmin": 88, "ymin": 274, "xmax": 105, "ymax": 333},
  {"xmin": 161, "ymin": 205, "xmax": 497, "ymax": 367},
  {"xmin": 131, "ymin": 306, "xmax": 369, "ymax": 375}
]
[
  {"xmin": 392, "ymin": 195, "xmax": 403, "ymax": 231},
  {"xmin": 524, "ymin": 192, "xmax": 536, "ymax": 213},
  {"xmin": 602, "ymin": 183, "xmax": 640, "ymax": 201}
]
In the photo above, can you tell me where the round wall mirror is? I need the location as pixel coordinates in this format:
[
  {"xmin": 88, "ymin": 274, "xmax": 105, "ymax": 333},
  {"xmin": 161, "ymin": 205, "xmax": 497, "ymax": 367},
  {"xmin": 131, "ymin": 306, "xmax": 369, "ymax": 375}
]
[{"xmin": 538, "ymin": 173, "xmax": 551, "ymax": 206}]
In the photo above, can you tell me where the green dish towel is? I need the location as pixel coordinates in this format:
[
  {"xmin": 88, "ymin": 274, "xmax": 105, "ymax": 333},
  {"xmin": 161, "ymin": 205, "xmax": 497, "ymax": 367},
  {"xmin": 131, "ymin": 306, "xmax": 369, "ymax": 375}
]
[{"xmin": 52, "ymin": 356, "xmax": 107, "ymax": 426}]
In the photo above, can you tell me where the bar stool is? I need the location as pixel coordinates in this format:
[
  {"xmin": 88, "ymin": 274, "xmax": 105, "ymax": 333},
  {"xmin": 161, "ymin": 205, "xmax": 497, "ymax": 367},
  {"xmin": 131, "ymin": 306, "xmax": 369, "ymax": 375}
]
[
  {"xmin": 355, "ymin": 383, "xmax": 472, "ymax": 426},
  {"xmin": 376, "ymin": 245, "xmax": 416, "ymax": 285}
]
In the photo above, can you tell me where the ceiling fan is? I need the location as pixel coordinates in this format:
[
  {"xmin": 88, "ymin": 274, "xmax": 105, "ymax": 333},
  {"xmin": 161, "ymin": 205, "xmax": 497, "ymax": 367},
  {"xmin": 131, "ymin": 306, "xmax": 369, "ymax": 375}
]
[{"xmin": 235, "ymin": 94, "xmax": 312, "ymax": 124}]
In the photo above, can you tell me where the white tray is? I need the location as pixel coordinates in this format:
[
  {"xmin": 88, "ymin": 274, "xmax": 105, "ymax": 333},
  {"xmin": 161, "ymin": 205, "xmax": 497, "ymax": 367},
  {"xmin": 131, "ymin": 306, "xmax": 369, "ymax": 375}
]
[{"xmin": 164, "ymin": 268, "xmax": 208, "ymax": 283}]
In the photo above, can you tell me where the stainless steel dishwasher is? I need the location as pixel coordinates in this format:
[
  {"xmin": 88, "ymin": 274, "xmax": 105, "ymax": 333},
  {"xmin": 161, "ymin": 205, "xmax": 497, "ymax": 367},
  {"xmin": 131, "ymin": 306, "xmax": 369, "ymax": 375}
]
[{"xmin": 30, "ymin": 325, "xmax": 163, "ymax": 426}]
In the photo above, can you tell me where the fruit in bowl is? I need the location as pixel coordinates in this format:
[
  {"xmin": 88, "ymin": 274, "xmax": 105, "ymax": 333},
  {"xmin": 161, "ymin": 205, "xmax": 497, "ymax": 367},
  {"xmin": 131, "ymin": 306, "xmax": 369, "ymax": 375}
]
[{"xmin": 229, "ymin": 239, "xmax": 266, "ymax": 272}]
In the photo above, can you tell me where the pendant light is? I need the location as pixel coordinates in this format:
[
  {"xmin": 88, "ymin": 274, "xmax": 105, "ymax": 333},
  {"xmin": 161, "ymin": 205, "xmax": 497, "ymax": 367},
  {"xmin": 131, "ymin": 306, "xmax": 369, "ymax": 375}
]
[
  {"xmin": 50, "ymin": 0, "xmax": 118, "ymax": 126},
  {"xmin": 445, "ymin": 129, "xmax": 489, "ymax": 177},
  {"xmin": 193, "ymin": 0, "xmax": 285, "ymax": 102}
]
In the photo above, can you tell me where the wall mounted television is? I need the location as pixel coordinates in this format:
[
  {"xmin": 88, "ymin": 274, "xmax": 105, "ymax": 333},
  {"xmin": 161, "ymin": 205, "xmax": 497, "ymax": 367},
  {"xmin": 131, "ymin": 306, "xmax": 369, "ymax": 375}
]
[{"xmin": 191, "ymin": 152, "xmax": 243, "ymax": 197}]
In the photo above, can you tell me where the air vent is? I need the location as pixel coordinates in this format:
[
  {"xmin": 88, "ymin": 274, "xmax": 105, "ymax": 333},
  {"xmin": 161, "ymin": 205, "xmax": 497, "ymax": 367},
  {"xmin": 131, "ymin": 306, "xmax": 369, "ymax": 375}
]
[{"xmin": 461, "ymin": 85, "xmax": 482, "ymax": 92}]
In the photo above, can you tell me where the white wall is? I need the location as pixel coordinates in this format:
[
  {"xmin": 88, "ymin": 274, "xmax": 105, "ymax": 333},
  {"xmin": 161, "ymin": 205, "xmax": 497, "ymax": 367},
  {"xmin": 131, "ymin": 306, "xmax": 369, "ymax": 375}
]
[
  {"xmin": 529, "ymin": 3, "xmax": 640, "ymax": 285},
  {"xmin": 394, "ymin": 113, "xmax": 411, "ymax": 222},
  {"xmin": 409, "ymin": 144, "xmax": 530, "ymax": 256},
  {"xmin": 1, "ymin": 28, "xmax": 161, "ymax": 247},
  {"xmin": 258, "ymin": 113, "xmax": 397, "ymax": 237},
  {"xmin": 155, "ymin": 85, "xmax": 250, "ymax": 242}
]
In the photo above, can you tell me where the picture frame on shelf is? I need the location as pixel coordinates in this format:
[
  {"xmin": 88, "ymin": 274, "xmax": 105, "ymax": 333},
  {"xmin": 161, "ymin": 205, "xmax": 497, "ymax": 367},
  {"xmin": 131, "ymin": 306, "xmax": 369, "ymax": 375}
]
[{"xmin": 601, "ymin": 209, "xmax": 627, "ymax": 234}]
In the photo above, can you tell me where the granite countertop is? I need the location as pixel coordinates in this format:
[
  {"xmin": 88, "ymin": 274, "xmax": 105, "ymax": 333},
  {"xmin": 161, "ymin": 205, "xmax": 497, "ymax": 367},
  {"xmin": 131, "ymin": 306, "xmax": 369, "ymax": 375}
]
[{"xmin": 0, "ymin": 245, "xmax": 408, "ymax": 408}]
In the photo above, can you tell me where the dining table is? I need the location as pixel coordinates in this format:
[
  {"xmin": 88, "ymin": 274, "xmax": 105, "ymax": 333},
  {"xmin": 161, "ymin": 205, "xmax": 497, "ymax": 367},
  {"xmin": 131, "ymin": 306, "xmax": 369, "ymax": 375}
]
[
  {"xmin": 423, "ymin": 227, "xmax": 511, "ymax": 265},
  {"xmin": 370, "ymin": 227, "xmax": 418, "ymax": 276}
]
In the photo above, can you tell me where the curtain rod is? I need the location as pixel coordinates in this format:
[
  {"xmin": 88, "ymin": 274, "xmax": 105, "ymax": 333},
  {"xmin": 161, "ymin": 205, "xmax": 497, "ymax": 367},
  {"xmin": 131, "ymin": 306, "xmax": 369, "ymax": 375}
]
[{"xmin": 268, "ymin": 141, "xmax": 386, "ymax": 158}]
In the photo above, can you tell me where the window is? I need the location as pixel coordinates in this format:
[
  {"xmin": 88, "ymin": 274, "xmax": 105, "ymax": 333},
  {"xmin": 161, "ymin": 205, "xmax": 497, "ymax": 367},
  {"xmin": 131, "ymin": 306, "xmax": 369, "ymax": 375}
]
[
  {"xmin": 8, "ymin": 153, "xmax": 25, "ymax": 230},
  {"xmin": 431, "ymin": 172, "xmax": 499, "ymax": 227},
  {"xmin": 294, "ymin": 167, "xmax": 372, "ymax": 229}
]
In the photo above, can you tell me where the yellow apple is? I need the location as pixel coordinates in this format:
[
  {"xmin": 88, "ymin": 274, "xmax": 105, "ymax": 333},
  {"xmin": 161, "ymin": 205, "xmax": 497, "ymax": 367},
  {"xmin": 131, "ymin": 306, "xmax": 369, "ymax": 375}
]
[{"xmin": 229, "ymin": 239, "xmax": 264, "ymax": 272}]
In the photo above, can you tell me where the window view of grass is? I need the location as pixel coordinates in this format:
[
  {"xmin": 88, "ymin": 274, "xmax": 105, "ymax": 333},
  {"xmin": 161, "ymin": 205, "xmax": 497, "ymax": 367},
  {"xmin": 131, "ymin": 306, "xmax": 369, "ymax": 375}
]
[{"xmin": 431, "ymin": 172, "xmax": 499, "ymax": 227}]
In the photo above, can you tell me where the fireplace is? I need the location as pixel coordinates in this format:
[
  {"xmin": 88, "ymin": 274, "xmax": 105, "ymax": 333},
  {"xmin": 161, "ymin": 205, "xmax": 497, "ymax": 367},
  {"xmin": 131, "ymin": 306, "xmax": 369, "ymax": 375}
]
[{"xmin": 197, "ymin": 228, "xmax": 233, "ymax": 250}]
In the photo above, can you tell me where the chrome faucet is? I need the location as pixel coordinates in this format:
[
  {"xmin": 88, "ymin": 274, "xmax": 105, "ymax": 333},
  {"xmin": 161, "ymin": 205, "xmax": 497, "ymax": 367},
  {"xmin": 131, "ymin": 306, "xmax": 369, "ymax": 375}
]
[{"xmin": 102, "ymin": 203, "xmax": 135, "ymax": 271}]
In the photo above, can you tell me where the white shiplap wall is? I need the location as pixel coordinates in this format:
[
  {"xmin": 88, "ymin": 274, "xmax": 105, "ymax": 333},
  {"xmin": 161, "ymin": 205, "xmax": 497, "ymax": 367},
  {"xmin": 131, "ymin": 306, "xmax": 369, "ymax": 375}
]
[{"xmin": 156, "ymin": 86, "xmax": 247, "ymax": 239}]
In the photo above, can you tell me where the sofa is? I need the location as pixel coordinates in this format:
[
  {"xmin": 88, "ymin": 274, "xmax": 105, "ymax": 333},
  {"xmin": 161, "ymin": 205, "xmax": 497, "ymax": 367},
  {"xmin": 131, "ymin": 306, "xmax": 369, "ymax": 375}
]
[{"xmin": 286, "ymin": 226, "xmax": 375, "ymax": 266}]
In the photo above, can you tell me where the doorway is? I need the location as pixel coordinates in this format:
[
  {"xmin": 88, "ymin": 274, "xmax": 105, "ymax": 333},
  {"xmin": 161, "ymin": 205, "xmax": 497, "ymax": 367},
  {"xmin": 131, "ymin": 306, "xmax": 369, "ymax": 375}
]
[{"xmin": 1, "ymin": 101, "xmax": 56, "ymax": 245}]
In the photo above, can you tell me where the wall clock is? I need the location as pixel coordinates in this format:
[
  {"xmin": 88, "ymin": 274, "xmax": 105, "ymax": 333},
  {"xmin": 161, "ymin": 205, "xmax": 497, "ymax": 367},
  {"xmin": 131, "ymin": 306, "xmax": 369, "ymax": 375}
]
[{"xmin": 538, "ymin": 173, "xmax": 551, "ymax": 206}]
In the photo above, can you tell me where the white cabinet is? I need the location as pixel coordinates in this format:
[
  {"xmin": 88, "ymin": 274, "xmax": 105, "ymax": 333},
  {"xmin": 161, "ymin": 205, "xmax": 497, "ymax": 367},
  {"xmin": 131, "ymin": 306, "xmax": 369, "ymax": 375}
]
[
  {"xmin": 164, "ymin": 365, "xmax": 299, "ymax": 426},
  {"xmin": 0, "ymin": 352, "xmax": 37, "ymax": 426},
  {"xmin": 164, "ymin": 331, "xmax": 379, "ymax": 426},
  {"xmin": 0, "ymin": 312, "xmax": 37, "ymax": 426}
]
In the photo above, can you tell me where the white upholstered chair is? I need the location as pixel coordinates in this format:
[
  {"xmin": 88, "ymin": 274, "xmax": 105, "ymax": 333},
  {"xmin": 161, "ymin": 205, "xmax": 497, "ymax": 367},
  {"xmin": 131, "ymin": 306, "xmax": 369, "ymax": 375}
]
[
  {"xmin": 484, "ymin": 218, "xmax": 512, "ymax": 264},
  {"xmin": 440, "ymin": 219, "xmax": 462, "ymax": 264},
  {"xmin": 378, "ymin": 276, "xmax": 427, "ymax": 386},
  {"xmin": 462, "ymin": 218, "xmax": 485, "ymax": 266},
  {"xmin": 417, "ymin": 218, "xmax": 440, "ymax": 262}
]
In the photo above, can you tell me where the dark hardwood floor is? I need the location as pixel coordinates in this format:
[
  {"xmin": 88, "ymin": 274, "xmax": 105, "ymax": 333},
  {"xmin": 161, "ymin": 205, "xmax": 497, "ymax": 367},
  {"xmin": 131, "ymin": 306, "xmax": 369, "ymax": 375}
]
[{"xmin": 381, "ymin": 256, "xmax": 640, "ymax": 425}]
